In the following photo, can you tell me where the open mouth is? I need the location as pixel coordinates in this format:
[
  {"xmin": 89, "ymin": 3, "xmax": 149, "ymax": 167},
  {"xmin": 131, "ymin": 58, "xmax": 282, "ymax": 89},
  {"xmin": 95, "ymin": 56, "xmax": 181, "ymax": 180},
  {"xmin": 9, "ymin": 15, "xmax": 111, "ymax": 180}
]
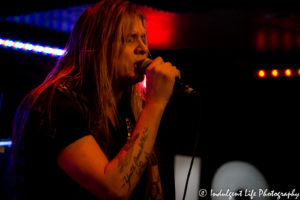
[{"xmin": 134, "ymin": 60, "xmax": 145, "ymax": 74}]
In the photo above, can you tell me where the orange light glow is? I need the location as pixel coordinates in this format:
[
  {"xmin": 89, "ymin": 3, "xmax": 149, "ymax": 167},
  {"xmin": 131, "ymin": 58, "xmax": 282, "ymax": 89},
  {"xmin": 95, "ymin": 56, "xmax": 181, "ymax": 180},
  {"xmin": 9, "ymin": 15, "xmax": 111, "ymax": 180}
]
[
  {"xmin": 258, "ymin": 70, "xmax": 265, "ymax": 78},
  {"xmin": 271, "ymin": 69, "xmax": 279, "ymax": 77},
  {"xmin": 285, "ymin": 69, "xmax": 292, "ymax": 77},
  {"xmin": 298, "ymin": 69, "xmax": 300, "ymax": 76}
]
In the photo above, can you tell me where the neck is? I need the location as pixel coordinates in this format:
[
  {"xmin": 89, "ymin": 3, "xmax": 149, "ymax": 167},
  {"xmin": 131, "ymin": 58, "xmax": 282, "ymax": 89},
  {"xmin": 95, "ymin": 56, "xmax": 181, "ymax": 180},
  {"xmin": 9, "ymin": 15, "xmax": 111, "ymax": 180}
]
[{"xmin": 113, "ymin": 79, "xmax": 131, "ymax": 104}]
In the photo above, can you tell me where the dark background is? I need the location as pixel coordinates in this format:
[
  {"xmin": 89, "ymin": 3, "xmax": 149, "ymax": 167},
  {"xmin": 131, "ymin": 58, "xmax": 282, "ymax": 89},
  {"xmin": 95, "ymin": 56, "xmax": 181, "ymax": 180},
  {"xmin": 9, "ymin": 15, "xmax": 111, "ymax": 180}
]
[{"xmin": 1, "ymin": 1, "xmax": 299, "ymax": 199}]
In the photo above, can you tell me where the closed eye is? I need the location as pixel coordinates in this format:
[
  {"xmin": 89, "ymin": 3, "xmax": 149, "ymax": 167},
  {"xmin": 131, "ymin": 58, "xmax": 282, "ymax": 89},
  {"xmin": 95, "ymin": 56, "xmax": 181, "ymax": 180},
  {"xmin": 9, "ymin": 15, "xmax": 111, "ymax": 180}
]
[
  {"xmin": 126, "ymin": 34, "xmax": 146, "ymax": 44},
  {"xmin": 126, "ymin": 34, "xmax": 137, "ymax": 43}
]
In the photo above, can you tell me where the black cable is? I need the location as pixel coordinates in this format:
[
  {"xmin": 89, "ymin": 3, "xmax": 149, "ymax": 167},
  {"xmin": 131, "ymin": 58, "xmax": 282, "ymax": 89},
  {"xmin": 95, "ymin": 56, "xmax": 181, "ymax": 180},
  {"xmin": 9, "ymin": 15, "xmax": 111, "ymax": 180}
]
[{"xmin": 182, "ymin": 131, "xmax": 200, "ymax": 200}]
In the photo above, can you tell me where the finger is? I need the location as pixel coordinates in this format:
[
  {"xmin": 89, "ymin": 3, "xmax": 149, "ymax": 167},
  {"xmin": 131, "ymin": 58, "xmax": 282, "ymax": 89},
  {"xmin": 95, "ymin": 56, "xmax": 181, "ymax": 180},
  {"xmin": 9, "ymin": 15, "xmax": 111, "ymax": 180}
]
[
  {"xmin": 151, "ymin": 57, "xmax": 164, "ymax": 66},
  {"xmin": 172, "ymin": 67, "xmax": 181, "ymax": 79},
  {"xmin": 164, "ymin": 62, "xmax": 172, "ymax": 66},
  {"xmin": 177, "ymin": 69, "xmax": 181, "ymax": 79}
]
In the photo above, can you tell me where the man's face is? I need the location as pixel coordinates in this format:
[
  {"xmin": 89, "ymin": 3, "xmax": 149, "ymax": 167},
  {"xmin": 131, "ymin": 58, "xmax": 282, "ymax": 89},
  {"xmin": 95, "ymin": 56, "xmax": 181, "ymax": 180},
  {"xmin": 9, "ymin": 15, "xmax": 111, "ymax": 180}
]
[{"xmin": 116, "ymin": 19, "xmax": 148, "ymax": 86}]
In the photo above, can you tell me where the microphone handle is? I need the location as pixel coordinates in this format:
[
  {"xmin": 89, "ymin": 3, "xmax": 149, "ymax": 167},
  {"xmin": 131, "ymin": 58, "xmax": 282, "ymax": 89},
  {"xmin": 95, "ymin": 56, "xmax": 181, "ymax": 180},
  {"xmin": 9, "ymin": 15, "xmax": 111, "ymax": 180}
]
[{"xmin": 175, "ymin": 78, "xmax": 199, "ymax": 97}]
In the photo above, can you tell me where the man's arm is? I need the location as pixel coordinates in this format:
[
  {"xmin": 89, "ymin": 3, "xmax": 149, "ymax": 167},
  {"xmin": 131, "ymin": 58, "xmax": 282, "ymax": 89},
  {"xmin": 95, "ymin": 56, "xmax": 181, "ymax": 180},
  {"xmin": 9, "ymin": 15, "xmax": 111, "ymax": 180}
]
[
  {"xmin": 148, "ymin": 164, "xmax": 164, "ymax": 200},
  {"xmin": 56, "ymin": 57, "xmax": 179, "ymax": 199},
  {"xmin": 56, "ymin": 101, "xmax": 165, "ymax": 199}
]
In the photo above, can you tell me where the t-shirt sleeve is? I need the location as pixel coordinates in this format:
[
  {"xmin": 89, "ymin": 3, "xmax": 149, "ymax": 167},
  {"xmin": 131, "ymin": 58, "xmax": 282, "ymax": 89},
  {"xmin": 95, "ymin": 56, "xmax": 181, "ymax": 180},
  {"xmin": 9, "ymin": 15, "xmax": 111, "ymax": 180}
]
[{"xmin": 48, "ymin": 90, "xmax": 90, "ymax": 156}]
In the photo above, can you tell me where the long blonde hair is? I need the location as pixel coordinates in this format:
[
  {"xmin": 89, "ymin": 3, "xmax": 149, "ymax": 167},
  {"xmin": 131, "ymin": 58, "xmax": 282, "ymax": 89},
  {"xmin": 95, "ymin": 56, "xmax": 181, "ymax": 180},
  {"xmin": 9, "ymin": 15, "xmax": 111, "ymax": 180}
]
[{"xmin": 11, "ymin": 0, "xmax": 146, "ymax": 173}]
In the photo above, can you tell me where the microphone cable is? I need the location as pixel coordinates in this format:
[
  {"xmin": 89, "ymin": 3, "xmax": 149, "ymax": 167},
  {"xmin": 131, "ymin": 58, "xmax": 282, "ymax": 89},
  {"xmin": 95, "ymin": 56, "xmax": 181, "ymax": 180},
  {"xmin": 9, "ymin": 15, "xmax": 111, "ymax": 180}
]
[{"xmin": 182, "ymin": 130, "xmax": 200, "ymax": 200}]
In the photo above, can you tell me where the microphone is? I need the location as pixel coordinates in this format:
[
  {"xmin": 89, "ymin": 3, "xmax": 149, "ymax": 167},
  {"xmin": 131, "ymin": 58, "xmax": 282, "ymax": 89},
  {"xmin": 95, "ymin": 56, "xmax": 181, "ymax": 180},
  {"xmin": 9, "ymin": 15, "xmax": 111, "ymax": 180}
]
[{"xmin": 138, "ymin": 58, "xmax": 199, "ymax": 97}]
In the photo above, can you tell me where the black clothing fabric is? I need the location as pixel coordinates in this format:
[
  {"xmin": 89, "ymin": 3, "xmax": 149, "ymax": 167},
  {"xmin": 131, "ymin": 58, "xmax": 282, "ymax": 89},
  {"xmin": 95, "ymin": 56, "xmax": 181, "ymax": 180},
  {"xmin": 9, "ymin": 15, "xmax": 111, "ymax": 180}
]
[{"xmin": 13, "ymin": 81, "xmax": 147, "ymax": 200}]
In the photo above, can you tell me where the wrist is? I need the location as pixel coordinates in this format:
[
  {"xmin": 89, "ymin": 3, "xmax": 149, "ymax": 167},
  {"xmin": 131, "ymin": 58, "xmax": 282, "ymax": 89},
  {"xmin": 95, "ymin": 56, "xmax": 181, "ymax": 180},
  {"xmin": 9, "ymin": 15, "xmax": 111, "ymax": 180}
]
[{"xmin": 143, "ymin": 100, "xmax": 167, "ymax": 111}]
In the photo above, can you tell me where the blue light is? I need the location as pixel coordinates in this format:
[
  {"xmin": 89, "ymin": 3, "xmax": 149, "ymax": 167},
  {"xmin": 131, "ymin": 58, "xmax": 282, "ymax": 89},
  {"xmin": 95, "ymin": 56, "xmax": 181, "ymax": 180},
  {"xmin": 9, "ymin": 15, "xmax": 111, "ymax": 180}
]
[
  {"xmin": 0, "ymin": 139, "xmax": 12, "ymax": 147},
  {"xmin": 5, "ymin": 4, "xmax": 92, "ymax": 33},
  {"xmin": 14, "ymin": 41, "xmax": 25, "ymax": 49},
  {"xmin": 0, "ymin": 37, "xmax": 65, "ymax": 57},
  {"xmin": 24, "ymin": 43, "xmax": 34, "ymax": 51}
]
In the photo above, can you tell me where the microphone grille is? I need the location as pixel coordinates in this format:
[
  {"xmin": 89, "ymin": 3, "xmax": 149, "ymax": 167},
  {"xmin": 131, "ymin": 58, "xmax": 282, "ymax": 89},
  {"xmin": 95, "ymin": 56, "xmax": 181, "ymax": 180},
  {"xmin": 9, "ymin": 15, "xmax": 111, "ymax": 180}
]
[{"xmin": 139, "ymin": 58, "xmax": 152, "ymax": 74}]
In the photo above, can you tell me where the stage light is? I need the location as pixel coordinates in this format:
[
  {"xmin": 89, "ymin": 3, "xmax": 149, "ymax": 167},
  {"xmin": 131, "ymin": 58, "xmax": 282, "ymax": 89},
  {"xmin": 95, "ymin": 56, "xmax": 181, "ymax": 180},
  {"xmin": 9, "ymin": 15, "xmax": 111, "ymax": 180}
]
[
  {"xmin": 34, "ymin": 45, "xmax": 45, "ymax": 53},
  {"xmin": 0, "ymin": 37, "xmax": 65, "ymax": 56},
  {"xmin": 4, "ymin": 39, "xmax": 15, "ymax": 47},
  {"xmin": 283, "ymin": 31, "xmax": 292, "ymax": 51},
  {"xmin": 258, "ymin": 70, "xmax": 266, "ymax": 78},
  {"xmin": 44, "ymin": 46, "xmax": 55, "ymax": 54},
  {"xmin": 52, "ymin": 48, "xmax": 65, "ymax": 56},
  {"xmin": 255, "ymin": 31, "xmax": 266, "ymax": 52},
  {"xmin": 0, "ymin": 139, "xmax": 12, "ymax": 147},
  {"xmin": 255, "ymin": 67, "xmax": 300, "ymax": 79},
  {"xmin": 24, "ymin": 43, "xmax": 34, "ymax": 51},
  {"xmin": 211, "ymin": 161, "xmax": 269, "ymax": 200},
  {"xmin": 14, "ymin": 41, "xmax": 25, "ymax": 49},
  {"xmin": 285, "ymin": 69, "xmax": 292, "ymax": 77},
  {"xmin": 143, "ymin": 75, "xmax": 147, "ymax": 88},
  {"xmin": 271, "ymin": 69, "xmax": 279, "ymax": 77},
  {"xmin": 139, "ymin": 7, "xmax": 179, "ymax": 49}
]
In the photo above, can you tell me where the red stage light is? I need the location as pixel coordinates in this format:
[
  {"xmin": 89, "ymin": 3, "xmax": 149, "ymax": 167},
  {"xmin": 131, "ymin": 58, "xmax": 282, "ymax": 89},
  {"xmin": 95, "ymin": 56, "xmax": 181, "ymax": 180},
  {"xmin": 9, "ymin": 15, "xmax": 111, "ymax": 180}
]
[
  {"xmin": 256, "ymin": 31, "xmax": 266, "ymax": 52},
  {"xmin": 140, "ymin": 6, "xmax": 179, "ymax": 49},
  {"xmin": 282, "ymin": 32, "xmax": 292, "ymax": 51}
]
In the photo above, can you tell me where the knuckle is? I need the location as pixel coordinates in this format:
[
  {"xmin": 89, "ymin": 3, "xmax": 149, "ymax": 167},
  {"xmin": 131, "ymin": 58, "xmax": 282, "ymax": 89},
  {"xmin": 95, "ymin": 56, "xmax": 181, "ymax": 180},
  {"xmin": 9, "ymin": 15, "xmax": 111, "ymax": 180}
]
[
  {"xmin": 155, "ymin": 56, "xmax": 161, "ymax": 59},
  {"xmin": 165, "ymin": 61, "xmax": 171, "ymax": 66},
  {"xmin": 154, "ymin": 56, "xmax": 163, "ymax": 63}
]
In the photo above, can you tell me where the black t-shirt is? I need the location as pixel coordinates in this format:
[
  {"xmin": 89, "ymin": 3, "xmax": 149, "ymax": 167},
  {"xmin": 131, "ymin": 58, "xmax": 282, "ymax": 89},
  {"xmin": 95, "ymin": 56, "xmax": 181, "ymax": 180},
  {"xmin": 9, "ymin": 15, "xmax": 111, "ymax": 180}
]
[{"xmin": 14, "ymin": 84, "xmax": 147, "ymax": 200}]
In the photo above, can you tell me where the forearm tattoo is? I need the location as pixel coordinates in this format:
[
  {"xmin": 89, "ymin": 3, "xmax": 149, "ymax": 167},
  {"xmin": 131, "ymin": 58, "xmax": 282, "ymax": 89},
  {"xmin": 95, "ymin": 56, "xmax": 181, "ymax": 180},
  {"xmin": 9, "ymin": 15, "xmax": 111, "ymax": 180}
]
[
  {"xmin": 120, "ymin": 128, "xmax": 151, "ymax": 190},
  {"xmin": 118, "ymin": 134, "xmax": 139, "ymax": 173},
  {"xmin": 149, "ymin": 165, "xmax": 163, "ymax": 200}
]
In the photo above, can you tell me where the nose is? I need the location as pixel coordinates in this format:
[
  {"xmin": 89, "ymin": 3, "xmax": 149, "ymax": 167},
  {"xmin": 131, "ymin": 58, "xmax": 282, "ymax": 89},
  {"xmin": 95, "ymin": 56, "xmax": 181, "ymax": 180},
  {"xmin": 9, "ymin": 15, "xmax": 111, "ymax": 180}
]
[{"xmin": 134, "ymin": 38, "xmax": 148, "ymax": 55}]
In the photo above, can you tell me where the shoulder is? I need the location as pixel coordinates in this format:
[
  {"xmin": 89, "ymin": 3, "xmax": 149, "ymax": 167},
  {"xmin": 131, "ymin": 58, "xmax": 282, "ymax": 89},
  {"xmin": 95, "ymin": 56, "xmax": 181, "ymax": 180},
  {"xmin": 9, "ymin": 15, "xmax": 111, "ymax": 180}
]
[
  {"xmin": 34, "ymin": 78, "xmax": 85, "ymax": 114},
  {"xmin": 27, "ymin": 78, "xmax": 91, "ymax": 156},
  {"xmin": 27, "ymin": 78, "xmax": 89, "ymax": 136}
]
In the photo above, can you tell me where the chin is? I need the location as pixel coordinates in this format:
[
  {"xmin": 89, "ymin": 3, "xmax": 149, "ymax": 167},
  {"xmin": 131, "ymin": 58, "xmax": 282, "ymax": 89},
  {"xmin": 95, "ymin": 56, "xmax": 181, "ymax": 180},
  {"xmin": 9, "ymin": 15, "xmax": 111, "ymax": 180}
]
[
  {"xmin": 128, "ymin": 73, "xmax": 144, "ymax": 85},
  {"xmin": 119, "ymin": 76, "xmax": 142, "ymax": 88},
  {"xmin": 130, "ymin": 75, "xmax": 144, "ymax": 85}
]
